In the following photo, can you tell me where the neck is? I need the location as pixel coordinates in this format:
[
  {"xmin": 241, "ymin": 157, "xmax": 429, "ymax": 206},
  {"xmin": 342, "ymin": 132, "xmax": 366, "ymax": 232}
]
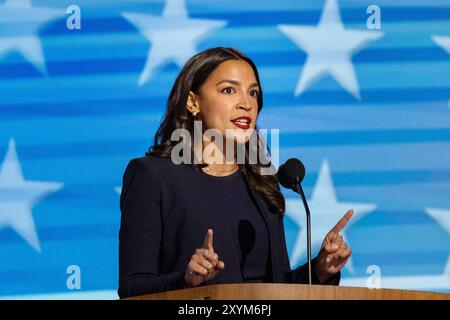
[{"xmin": 201, "ymin": 139, "xmax": 238, "ymax": 176}]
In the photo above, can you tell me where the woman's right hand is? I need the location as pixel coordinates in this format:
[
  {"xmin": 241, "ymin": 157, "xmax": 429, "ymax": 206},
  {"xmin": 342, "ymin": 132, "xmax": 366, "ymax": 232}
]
[{"xmin": 185, "ymin": 228, "xmax": 225, "ymax": 287}]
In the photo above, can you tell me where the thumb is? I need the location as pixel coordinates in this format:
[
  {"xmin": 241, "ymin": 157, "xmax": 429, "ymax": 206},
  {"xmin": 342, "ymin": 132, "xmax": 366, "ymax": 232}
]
[
  {"xmin": 325, "ymin": 231, "xmax": 337, "ymax": 243},
  {"xmin": 203, "ymin": 228, "xmax": 214, "ymax": 251},
  {"xmin": 216, "ymin": 260, "xmax": 225, "ymax": 270}
]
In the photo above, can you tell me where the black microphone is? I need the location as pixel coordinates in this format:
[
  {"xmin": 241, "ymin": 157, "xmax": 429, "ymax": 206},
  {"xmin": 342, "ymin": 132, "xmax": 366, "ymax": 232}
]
[{"xmin": 277, "ymin": 158, "xmax": 312, "ymax": 285}]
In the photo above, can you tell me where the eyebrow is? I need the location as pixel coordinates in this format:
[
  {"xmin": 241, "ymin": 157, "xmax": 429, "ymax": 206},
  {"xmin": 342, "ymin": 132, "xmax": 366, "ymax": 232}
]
[{"xmin": 216, "ymin": 79, "xmax": 259, "ymax": 89}]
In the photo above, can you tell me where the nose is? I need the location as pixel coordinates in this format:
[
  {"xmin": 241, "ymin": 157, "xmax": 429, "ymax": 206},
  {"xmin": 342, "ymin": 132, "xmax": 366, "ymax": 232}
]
[{"xmin": 236, "ymin": 93, "xmax": 253, "ymax": 111}]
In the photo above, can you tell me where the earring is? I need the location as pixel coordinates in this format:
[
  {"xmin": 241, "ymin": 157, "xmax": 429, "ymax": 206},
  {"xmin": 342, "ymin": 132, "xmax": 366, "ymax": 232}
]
[{"xmin": 192, "ymin": 111, "xmax": 198, "ymax": 116}]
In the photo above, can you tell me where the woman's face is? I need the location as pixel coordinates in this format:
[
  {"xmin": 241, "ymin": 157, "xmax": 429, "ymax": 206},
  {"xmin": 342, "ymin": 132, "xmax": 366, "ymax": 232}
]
[{"xmin": 189, "ymin": 59, "xmax": 260, "ymax": 144}]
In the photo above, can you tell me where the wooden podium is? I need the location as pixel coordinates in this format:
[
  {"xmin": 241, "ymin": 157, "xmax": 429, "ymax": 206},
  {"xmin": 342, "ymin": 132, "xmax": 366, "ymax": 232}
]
[{"xmin": 126, "ymin": 283, "xmax": 450, "ymax": 300}]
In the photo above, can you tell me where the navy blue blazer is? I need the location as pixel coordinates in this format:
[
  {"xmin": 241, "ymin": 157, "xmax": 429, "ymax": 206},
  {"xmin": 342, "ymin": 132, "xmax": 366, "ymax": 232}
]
[{"xmin": 118, "ymin": 155, "xmax": 340, "ymax": 298}]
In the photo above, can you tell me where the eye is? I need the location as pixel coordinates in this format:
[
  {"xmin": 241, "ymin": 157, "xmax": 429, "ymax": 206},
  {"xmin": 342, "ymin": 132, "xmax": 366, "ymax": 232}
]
[
  {"xmin": 222, "ymin": 87, "xmax": 235, "ymax": 95},
  {"xmin": 250, "ymin": 89, "xmax": 259, "ymax": 98}
]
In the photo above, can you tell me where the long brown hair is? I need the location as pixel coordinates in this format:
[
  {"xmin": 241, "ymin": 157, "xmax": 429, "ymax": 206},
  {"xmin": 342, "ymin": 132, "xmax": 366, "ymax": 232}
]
[{"xmin": 147, "ymin": 47, "xmax": 285, "ymax": 216}]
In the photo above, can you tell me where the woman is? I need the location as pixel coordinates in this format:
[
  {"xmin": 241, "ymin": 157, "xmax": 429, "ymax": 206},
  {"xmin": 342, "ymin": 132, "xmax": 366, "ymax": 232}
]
[{"xmin": 118, "ymin": 47, "xmax": 353, "ymax": 298}]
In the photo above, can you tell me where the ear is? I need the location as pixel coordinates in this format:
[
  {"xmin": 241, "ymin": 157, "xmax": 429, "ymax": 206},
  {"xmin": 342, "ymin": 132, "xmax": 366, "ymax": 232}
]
[{"xmin": 186, "ymin": 91, "xmax": 200, "ymax": 114}]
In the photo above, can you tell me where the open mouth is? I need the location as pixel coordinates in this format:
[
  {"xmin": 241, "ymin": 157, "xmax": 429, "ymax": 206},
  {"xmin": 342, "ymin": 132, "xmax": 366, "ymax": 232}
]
[{"xmin": 231, "ymin": 116, "xmax": 251, "ymax": 129}]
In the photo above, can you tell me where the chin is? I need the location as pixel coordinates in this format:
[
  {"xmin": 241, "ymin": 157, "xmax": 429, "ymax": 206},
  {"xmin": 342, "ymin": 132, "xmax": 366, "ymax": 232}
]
[{"xmin": 231, "ymin": 130, "xmax": 254, "ymax": 145}]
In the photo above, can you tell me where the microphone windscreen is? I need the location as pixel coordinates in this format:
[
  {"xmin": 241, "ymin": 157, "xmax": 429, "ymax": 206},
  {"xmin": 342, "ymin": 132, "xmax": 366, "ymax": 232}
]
[{"xmin": 277, "ymin": 158, "xmax": 306, "ymax": 189}]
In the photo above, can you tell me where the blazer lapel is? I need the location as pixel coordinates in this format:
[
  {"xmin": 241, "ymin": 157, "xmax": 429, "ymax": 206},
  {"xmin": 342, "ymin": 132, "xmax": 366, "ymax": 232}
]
[{"xmin": 242, "ymin": 175, "xmax": 285, "ymax": 283}]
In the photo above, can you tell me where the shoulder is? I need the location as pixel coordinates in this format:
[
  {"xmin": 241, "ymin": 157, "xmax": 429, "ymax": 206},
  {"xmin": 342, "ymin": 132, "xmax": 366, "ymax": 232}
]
[
  {"xmin": 122, "ymin": 154, "xmax": 191, "ymax": 187},
  {"xmin": 120, "ymin": 155, "xmax": 178, "ymax": 207},
  {"xmin": 125, "ymin": 155, "xmax": 174, "ymax": 175}
]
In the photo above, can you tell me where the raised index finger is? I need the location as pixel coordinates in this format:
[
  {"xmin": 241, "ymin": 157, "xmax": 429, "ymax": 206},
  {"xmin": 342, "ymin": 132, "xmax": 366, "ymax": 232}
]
[
  {"xmin": 330, "ymin": 209, "xmax": 354, "ymax": 234},
  {"xmin": 203, "ymin": 228, "xmax": 214, "ymax": 251}
]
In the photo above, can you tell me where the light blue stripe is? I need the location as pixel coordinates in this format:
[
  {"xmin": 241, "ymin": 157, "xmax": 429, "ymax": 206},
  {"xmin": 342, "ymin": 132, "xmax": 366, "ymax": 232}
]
[
  {"xmin": 280, "ymin": 142, "xmax": 450, "ymax": 172},
  {"xmin": 0, "ymin": 63, "xmax": 448, "ymax": 105},
  {"xmin": 260, "ymin": 103, "xmax": 450, "ymax": 133}
]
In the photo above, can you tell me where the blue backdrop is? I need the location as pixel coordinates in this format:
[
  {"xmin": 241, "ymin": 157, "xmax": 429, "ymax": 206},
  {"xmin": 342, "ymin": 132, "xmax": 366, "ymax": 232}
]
[{"xmin": 0, "ymin": 0, "xmax": 449, "ymax": 298}]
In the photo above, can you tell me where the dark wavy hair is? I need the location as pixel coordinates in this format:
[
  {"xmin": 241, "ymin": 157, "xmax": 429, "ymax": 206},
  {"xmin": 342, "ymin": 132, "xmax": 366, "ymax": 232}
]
[{"xmin": 147, "ymin": 47, "xmax": 285, "ymax": 216}]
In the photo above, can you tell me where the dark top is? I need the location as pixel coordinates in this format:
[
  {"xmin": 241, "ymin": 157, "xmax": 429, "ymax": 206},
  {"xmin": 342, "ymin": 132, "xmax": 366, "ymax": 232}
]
[
  {"xmin": 202, "ymin": 169, "xmax": 271, "ymax": 283},
  {"xmin": 118, "ymin": 155, "xmax": 340, "ymax": 298}
]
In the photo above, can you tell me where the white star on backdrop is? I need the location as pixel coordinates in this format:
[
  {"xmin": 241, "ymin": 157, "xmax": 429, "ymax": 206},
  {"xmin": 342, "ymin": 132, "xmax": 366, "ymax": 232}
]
[
  {"xmin": 285, "ymin": 159, "xmax": 377, "ymax": 273},
  {"xmin": 122, "ymin": 0, "xmax": 227, "ymax": 85},
  {"xmin": 0, "ymin": 139, "xmax": 63, "ymax": 252},
  {"xmin": 0, "ymin": 0, "xmax": 64, "ymax": 74},
  {"xmin": 278, "ymin": 0, "xmax": 383, "ymax": 99},
  {"xmin": 432, "ymin": 35, "xmax": 450, "ymax": 55},
  {"xmin": 424, "ymin": 207, "xmax": 450, "ymax": 275},
  {"xmin": 431, "ymin": 35, "xmax": 450, "ymax": 109}
]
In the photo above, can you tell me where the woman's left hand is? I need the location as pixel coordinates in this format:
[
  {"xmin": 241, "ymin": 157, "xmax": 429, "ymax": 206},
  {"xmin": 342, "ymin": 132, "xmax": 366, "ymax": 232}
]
[{"xmin": 314, "ymin": 209, "xmax": 354, "ymax": 283}]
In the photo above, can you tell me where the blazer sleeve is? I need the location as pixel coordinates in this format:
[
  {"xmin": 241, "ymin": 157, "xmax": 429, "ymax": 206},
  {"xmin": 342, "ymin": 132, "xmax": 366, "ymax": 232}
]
[
  {"xmin": 118, "ymin": 158, "xmax": 187, "ymax": 298},
  {"xmin": 279, "ymin": 214, "xmax": 341, "ymax": 285}
]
